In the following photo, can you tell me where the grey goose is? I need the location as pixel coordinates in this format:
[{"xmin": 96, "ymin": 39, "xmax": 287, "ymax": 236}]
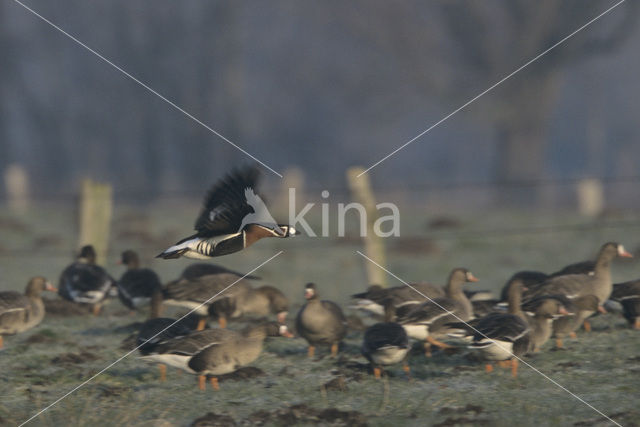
[
  {"xmin": 296, "ymin": 283, "xmax": 347, "ymax": 358},
  {"xmin": 394, "ymin": 268, "xmax": 478, "ymax": 356},
  {"xmin": 1, "ymin": 277, "xmax": 56, "ymax": 349},
  {"xmin": 140, "ymin": 321, "xmax": 292, "ymax": 390}
]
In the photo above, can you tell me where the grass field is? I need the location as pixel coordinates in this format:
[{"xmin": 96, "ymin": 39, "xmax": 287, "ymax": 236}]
[{"xmin": 1, "ymin": 201, "xmax": 639, "ymax": 426}]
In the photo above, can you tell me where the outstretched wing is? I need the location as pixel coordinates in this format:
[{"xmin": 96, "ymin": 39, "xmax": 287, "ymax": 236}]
[{"xmin": 194, "ymin": 165, "xmax": 261, "ymax": 236}]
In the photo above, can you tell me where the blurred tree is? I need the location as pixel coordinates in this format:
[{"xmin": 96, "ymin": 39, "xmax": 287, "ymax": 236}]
[{"xmin": 345, "ymin": 0, "xmax": 638, "ymax": 204}]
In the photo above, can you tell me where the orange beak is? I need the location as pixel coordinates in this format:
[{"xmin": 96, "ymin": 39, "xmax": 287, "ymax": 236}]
[
  {"xmin": 45, "ymin": 282, "xmax": 57, "ymax": 292},
  {"xmin": 558, "ymin": 306, "xmax": 569, "ymax": 316},
  {"xmin": 467, "ymin": 273, "xmax": 479, "ymax": 282},
  {"xmin": 619, "ymin": 250, "xmax": 633, "ymax": 258},
  {"xmin": 598, "ymin": 305, "xmax": 607, "ymax": 314}
]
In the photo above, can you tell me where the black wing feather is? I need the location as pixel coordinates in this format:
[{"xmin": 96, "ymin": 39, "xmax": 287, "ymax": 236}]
[{"xmin": 194, "ymin": 165, "xmax": 261, "ymax": 236}]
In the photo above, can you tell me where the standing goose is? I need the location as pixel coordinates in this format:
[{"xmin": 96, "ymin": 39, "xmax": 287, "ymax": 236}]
[
  {"xmin": 529, "ymin": 242, "xmax": 632, "ymax": 334},
  {"xmin": 467, "ymin": 280, "xmax": 530, "ymax": 377},
  {"xmin": 395, "ymin": 268, "xmax": 478, "ymax": 356},
  {"xmin": 296, "ymin": 283, "xmax": 347, "ymax": 358},
  {"xmin": 208, "ymin": 284, "xmax": 289, "ymax": 326},
  {"xmin": 351, "ymin": 282, "xmax": 445, "ymax": 318},
  {"xmin": 361, "ymin": 322, "xmax": 411, "ymax": 379},
  {"xmin": 162, "ymin": 273, "xmax": 253, "ymax": 330},
  {"xmin": 1, "ymin": 277, "xmax": 56, "ymax": 349},
  {"xmin": 180, "ymin": 263, "xmax": 261, "ymax": 281},
  {"xmin": 521, "ymin": 296, "xmax": 571, "ymax": 352},
  {"xmin": 157, "ymin": 165, "xmax": 298, "ymax": 260},
  {"xmin": 136, "ymin": 290, "xmax": 194, "ymax": 381},
  {"xmin": 544, "ymin": 295, "xmax": 602, "ymax": 348},
  {"xmin": 58, "ymin": 245, "xmax": 115, "ymax": 315},
  {"xmin": 609, "ymin": 280, "xmax": 640, "ymax": 329},
  {"xmin": 116, "ymin": 250, "xmax": 162, "ymax": 310},
  {"xmin": 140, "ymin": 322, "xmax": 293, "ymax": 390}
]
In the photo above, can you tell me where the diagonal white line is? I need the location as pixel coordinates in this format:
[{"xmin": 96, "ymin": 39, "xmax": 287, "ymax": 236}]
[
  {"xmin": 357, "ymin": 0, "xmax": 626, "ymax": 177},
  {"xmin": 19, "ymin": 251, "xmax": 284, "ymax": 426},
  {"xmin": 10, "ymin": 0, "xmax": 283, "ymax": 178},
  {"xmin": 356, "ymin": 251, "xmax": 622, "ymax": 427}
]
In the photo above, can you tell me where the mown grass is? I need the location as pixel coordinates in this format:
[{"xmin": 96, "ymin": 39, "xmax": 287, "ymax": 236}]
[{"xmin": 1, "ymin": 202, "xmax": 639, "ymax": 426}]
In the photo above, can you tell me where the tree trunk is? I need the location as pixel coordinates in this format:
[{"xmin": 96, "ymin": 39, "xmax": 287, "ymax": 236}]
[{"xmin": 494, "ymin": 121, "xmax": 548, "ymax": 207}]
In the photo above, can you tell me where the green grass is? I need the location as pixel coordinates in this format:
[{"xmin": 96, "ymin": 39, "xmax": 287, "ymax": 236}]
[{"xmin": 1, "ymin": 202, "xmax": 639, "ymax": 426}]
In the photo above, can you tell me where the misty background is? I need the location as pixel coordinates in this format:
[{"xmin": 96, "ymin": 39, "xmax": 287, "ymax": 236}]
[{"xmin": 1, "ymin": 0, "xmax": 639, "ymax": 210}]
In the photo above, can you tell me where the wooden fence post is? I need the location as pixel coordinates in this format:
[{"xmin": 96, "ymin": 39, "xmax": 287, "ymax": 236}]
[
  {"xmin": 347, "ymin": 167, "xmax": 387, "ymax": 287},
  {"xmin": 78, "ymin": 179, "xmax": 113, "ymax": 265},
  {"xmin": 577, "ymin": 178, "xmax": 604, "ymax": 218},
  {"xmin": 4, "ymin": 164, "xmax": 30, "ymax": 214}
]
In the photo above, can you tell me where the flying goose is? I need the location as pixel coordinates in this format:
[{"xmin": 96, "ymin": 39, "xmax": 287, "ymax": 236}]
[{"xmin": 157, "ymin": 165, "xmax": 298, "ymax": 260}]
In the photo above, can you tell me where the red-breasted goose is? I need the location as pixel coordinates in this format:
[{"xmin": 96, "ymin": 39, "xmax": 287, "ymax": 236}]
[
  {"xmin": 58, "ymin": 245, "xmax": 115, "ymax": 315},
  {"xmin": 0, "ymin": 277, "xmax": 56, "ymax": 349},
  {"xmin": 361, "ymin": 322, "xmax": 411, "ymax": 379},
  {"xmin": 394, "ymin": 268, "xmax": 477, "ymax": 356},
  {"xmin": 157, "ymin": 165, "xmax": 299, "ymax": 260},
  {"xmin": 116, "ymin": 250, "xmax": 162, "ymax": 310},
  {"xmin": 140, "ymin": 322, "xmax": 292, "ymax": 390},
  {"xmin": 610, "ymin": 280, "xmax": 640, "ymax": 329},
  {"xmin": 162, "ymin": 273, "xmax": 253, "ymax": 330},
  {"xmin": 295, "ymin": 283, "xmax": 347, "ymax": 358}
]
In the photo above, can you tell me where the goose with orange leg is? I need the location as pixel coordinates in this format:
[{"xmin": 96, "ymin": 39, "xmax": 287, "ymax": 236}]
[
  {"xmin": 394, "ymin": 268, "xmax": 478, "ymax": 356},
  {"xmin": 528, "ymin": 242, "xmax": 632, "ymax": 336},
  {"xmin": 139, "ymin": 321, "xmax": 293, "ymax": 390},
  {"xmin": 295, "ymin": 283, "xmax": 347, "ymax": 358},
  {"xmin": 361, "ymin": 322, "xmax": 411, "ymax": 380},
  {"xmin": 162, "ymin": 273, "xmax": 253, "ymax": 330},
  {"xmin": 466, "ymin": 280, "xmax": 530, "ymax": 378},
  {"xmin": 136, "ymin": 290, "xmax": 195, "ymax": 381}
]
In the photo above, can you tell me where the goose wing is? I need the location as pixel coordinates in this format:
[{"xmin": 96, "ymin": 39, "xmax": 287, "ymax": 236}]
[{"xmin": 194, "ymin": 166, "xmax": 261, "ymax": 237}]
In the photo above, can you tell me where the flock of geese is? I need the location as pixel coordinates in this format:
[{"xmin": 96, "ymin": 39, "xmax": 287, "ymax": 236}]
[{"xmin": 1, "ymin": 165, "xmax": 639, "ymax": 392}]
